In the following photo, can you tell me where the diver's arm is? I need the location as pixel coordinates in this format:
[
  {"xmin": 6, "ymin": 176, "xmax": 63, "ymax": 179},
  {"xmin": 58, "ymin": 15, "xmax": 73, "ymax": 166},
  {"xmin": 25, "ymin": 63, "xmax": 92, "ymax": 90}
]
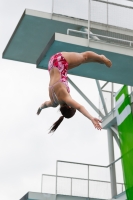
[
  {"xmin": 37, "ymin": 100, "xmax": 55, "ymax": 115},
  {"xmin": 64, "ymin": 96, "xmax": 102, "ymax": 130}
]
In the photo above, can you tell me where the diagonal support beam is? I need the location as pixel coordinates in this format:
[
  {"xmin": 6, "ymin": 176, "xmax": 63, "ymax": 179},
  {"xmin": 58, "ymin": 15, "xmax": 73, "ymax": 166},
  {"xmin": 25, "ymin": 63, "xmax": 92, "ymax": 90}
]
[
  {"xmin": 111, "ymin": 126, "xmax": 119, "ymax": 136},
  {"xmin": 111, "ymin": 126, "xmax": 120, "ymax": 148},
  {"xmin": 101, "ymin": 81, "xmax": 109, "ymax": 89},
  {"xmin": 96, "ymin": 80, "xmax": 108, "ymax": 115},
  {"xmin": 68, "ymin": 77, "xmax": 104, "ymax": 118}
]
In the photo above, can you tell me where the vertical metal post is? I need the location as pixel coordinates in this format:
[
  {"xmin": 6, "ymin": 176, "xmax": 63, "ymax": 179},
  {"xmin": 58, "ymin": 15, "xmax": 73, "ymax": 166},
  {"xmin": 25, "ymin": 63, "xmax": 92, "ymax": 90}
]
[
  {"xmin": 51, "ymin": 0, "xmax": 54, "ymax": 18},
  {"xmin": 56, "ymin": 161, "xmax": 58, "ymax": 199},
  {"xmin": 130, "ymin": 86, "xmax": 133, "ymax": 93},
  {"xmin": 41, "ymin": 174, "xmax": 43, "ymax": 193},
  {"xmin": 88, "ymin": 0, "xmax": 91, "ymax": 45},
  {"xmin": 107, "ymin": 128, "xmax": 117, "ymax": 198},
  {"xmin": 71, "ymin": 178, "xmax": 72, "ymax": 196},
  {"xmin": 107, "ymin": 0, "xmax": 109, "ymax": 30},
  {"xmin": 111, "ymin": 83, "xmax": 114, "ymax": 110},
  {"xmin": 131, "ymin": 89, "xmax": 133, "ymax": 114},
  {"xmin": 96, "ymin": 80, "xmax": 108, "ymax": 115},
  {"xmin": 96, "ymin": 80, "xmax": 116, "ymax": 197},
  {"xmin": 88, "ymin": 165, "xmax": 89, "ymax": 199}
]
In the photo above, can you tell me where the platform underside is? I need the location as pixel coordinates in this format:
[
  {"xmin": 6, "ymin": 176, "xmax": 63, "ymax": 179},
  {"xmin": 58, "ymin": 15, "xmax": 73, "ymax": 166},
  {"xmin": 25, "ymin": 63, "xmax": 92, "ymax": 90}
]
[
  {"xmin": 2, "ymin": 9, "xmax": 133, "ymax": 86},
  {"xmin": 20, "ymin": 191, "xmax": 127, "ymax": 200}
]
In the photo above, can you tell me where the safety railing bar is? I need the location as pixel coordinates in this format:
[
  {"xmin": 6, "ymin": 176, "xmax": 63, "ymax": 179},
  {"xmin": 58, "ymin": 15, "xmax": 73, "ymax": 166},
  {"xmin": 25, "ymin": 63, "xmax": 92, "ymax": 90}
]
[
  {"xmin": 58, "ymin": 148, "xmax": 133, "ymax": 168},
  {"xmin": 42, "ymin": 174, "xmax": 88, "ymax": 180},
  {"xmin": 57, "ymin": 156, "xmax": 121, "ymax": 168},
  {"xmin": 42, "ymin": 174, "xmax": 124, "ymax": 185},
  {"xmin": 90, "ymin": 33, "xmax": 133, "ymax": 44},
  {"xmin": 67, "ymin": 29, "xmax": 88, "ymax": 35},
  {"xmin": 42, "ymin": 174, "xmax": 56, "ymax": 177},
  {"xmin": 57, "ymin": 159, "xmax": 118, "ymax": 168},
  {"xmin": 57, "ymin": 160, "xmax": 106, "ymax": 167},
  {"xmin": 92, "ymin": 0, "xmax": 133, "ymax": 9},
  {"xmin": 67, "ymin": 29, "xmax": 133, "ymax": 46}
]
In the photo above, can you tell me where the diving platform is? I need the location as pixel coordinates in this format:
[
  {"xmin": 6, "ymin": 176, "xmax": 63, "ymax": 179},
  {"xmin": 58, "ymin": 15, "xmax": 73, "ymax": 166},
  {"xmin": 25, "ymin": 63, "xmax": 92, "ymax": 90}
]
[
  {"xmin": 2, "ymin": 9, "xmax": 133, "ymax": 86},
  {"xmin": 20, "ymin": 191, "xmax": 127, "ymax": 200}
]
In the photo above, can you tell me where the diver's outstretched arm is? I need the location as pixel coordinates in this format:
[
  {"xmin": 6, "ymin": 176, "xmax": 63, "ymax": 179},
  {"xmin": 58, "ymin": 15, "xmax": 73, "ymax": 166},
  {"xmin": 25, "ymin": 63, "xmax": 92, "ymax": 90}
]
[
  {"xmin": 37, "ymin": 100, "xmax": 54, "ymax": 115},
  {"xmin": 63, "ymin": 95, "xmax": 102, "ymax": 130}
]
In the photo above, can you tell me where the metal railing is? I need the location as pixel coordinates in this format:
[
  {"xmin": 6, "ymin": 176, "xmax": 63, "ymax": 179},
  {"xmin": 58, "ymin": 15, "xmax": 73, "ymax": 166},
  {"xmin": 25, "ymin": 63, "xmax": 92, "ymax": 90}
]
[
  {"xmin": 93, "ymin": 0, "xmax": 133, "ymax": 9},
  {"xmin": 51, "ymin": 0, "xmax": 133, "ymax": 48},
  {"xmin": 41, "ymin": 174, "xmax": 124, "ymax": 198},
  {"xmin": 67, "ymin": 28, "xmax": 133, "ymax": 48},
  {"xmin": 41, "ymin": 154, "xmax": 127, "ymax": 199}
]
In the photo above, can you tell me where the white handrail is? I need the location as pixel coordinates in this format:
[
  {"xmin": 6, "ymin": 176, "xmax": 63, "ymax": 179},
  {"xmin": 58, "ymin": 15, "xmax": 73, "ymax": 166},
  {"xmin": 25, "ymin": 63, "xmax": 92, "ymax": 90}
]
[
  {"xmin": 67, "ymin": 29, "xmax": 133, "ymax": 47},
  {"xmin": 41, "ymin": 174, "xmax": 125, "ymax": 196},
  {"xmin": 67, "ymin": 29, "xmax": 88, "ymax": 35},
  {"xmin": 90, "ymin": 33, "xmax": 133, "ymax": 46},
  {"xmin": 92, "ymin": 0, "xmax": 133, "ymax": 9}
]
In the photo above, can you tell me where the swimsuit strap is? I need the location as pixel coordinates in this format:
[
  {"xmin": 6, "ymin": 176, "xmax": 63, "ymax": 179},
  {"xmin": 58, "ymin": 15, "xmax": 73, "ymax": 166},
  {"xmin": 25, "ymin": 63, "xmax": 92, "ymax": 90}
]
[
  {"xmin": 49, "ymin": 80, "xmax": 62, "ymax": 105},
  {"xmin": 51, "ymin": 87, "xmax": 59, "ymax": 106},
  {"xmin": 49, "ymin": 80, "xmax": 62, "ymax": 88}
]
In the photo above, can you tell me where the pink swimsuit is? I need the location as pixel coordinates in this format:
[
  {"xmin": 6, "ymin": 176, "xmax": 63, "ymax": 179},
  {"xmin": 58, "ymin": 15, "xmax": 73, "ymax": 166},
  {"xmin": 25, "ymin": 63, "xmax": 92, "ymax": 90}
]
[{"xmin": 48, "ymin": 52, "xmax": 70, "ymax": 105}]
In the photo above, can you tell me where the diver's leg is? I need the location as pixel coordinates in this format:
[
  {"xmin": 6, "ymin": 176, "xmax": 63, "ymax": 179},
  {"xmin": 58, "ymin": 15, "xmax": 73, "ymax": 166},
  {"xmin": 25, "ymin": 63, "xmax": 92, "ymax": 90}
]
[{"xmin": 82, "ymin": 51, "xmax": 112, "ymax": 67}]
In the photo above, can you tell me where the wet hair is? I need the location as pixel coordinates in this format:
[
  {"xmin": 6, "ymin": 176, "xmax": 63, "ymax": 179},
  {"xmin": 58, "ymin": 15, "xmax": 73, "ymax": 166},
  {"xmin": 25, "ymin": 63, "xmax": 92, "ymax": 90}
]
[{"xmin": 49, "ymin": 104, "xmax": 76, "ymax": 133}]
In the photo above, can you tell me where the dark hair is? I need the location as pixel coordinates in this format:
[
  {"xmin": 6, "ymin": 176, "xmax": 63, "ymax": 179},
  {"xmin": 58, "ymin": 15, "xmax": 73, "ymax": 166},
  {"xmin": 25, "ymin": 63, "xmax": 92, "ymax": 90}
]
[{"xmin": 49, "ymin": 104, "xmax": 76, "ymax": 133}]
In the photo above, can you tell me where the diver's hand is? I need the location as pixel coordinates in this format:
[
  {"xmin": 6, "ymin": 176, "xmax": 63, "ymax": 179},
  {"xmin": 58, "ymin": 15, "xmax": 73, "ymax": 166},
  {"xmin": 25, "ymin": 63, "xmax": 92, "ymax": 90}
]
[
  {"xmin": 91, "ymin": 117, "xmax": 102, "ymax": 130},
  {"xmin": 37, "ymin": 107, "xmax": 42, "ymax": 115}
]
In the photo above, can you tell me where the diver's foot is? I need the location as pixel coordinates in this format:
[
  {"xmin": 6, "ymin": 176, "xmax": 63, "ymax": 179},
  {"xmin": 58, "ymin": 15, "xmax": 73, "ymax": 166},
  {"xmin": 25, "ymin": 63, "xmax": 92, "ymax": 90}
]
[{"xmin": 100, "ymin": 55, "xmax": 112, "ymax": 68}]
